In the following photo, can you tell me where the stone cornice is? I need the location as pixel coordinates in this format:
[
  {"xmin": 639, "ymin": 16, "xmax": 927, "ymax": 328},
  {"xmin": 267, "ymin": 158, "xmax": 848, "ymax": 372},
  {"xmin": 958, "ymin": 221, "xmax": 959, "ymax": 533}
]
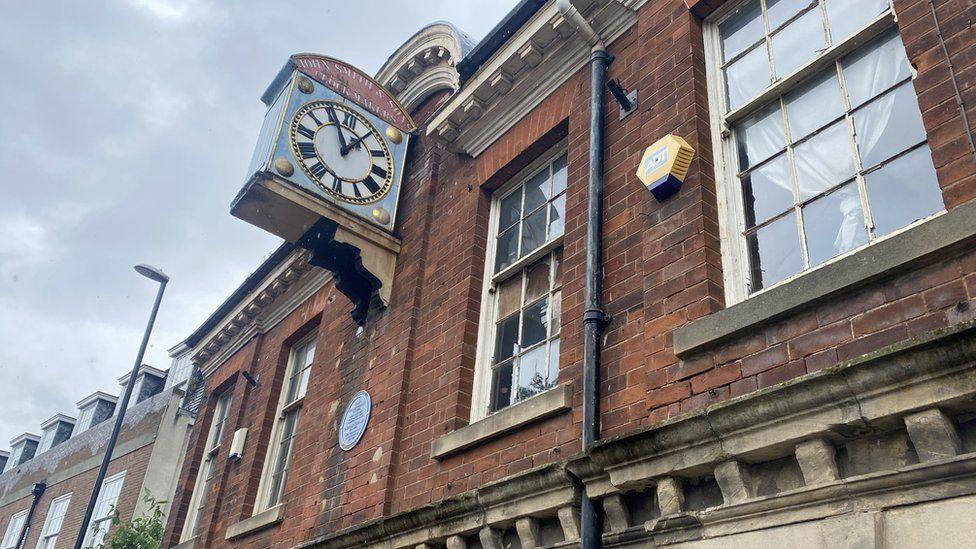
[
  {"xmin": 426, "ymin": 0, "xmax": 636, "ymax": 157},
  {"xmin": 375, "ymin": 22, "xmax": 468, "ymax": 114},
  {"xmin": 297, "ymin": 463, "xmax": 578, "ymax": 549},
  {"xmin": 191, "ymin": 250, "xmax": 331, "ymax": 377},
  {"xmin": 570, "ymin": 319, "xmax": 976, "ymax": 492},
  {"xmin": 289, "ymin": 321, "xmax": 976, "ymax": 549}
]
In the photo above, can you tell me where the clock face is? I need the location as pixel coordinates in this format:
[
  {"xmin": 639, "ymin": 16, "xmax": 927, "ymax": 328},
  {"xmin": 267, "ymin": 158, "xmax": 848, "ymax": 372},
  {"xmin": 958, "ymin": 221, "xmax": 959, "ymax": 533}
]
[{"xmin": 288, "ymin": 100, "xmax": 395, "ymax": 204}]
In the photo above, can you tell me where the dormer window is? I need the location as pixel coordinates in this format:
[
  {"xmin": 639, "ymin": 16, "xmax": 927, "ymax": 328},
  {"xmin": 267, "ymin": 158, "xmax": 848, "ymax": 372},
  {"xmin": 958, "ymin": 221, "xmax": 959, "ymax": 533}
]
[
  {"xmin": 73, "ymin": 392, "xmax": 118, "ymax": 436},
  {"xmin": 4, "ymin": 433, "xmax": 40, "ymax": 473},
  {"xmin": 0, "ymin": 451, "xmax": 8, "ymax": 473},
  {"xmin": 118, "ymin": 365, "xmax": 167, "ymax": 409},
  {"xmin": 37, "ymin": 415, "xmax": 76, "ymax": 454}
]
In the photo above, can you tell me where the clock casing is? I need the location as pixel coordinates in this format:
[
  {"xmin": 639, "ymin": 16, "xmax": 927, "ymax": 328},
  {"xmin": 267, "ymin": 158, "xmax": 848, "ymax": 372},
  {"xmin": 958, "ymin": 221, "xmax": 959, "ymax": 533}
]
[{"xmin": 231, "ymin": 55, "xmax": 417, "ymax": 322}]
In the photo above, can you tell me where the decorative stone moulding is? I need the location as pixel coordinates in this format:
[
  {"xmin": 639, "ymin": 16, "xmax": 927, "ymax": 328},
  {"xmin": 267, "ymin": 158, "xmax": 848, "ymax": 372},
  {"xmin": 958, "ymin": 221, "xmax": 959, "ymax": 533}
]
[
  {"xmin": 426, "ymin": 0, "xmax": 636, "ymax": 157},
  {"xmin": 375, "ymin": 22, "xmax": 473, "ymax": 114},
  {"xmin": 293, "ymin": 321, "xmax": 976, "ymax": 549},
  {"xmin": 190, "ymin": 249, "xmax": 329, "ymax": 376}
]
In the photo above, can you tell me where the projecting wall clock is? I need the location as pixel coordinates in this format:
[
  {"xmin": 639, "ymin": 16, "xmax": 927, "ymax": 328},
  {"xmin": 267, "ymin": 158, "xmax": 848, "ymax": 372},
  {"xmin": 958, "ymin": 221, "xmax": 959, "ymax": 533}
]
[
  {"xmin": 288, "ymin": 100, "xmax": 394, "ymax": 205},
  {"xmin": 231, "ymin": 54, "xmax": 417, "ymax": 324}
]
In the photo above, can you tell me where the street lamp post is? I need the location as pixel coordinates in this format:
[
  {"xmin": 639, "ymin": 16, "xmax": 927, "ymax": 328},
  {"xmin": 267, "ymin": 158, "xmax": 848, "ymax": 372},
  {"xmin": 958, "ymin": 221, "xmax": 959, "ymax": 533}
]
[{"xmin": 73, "ymin": 265, "xmax": 169, "ymax": 549}]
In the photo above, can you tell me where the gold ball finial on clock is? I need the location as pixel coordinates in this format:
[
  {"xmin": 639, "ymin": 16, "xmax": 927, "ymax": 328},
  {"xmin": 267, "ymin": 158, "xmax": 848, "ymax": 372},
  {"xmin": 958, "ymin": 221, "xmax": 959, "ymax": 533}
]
[
  {"xmin": 273, "ymin": 157, "xmax": 295, "ymax": 177},
  {"xmin": 385, "ymin": 126, "xmax": 403, "ymax": 144},
  {"xmin": 371, "ymin": 207, "xmax": 391, "ymax": 225},
  {"xmin": 297, "ymin": 77, "xmax": 314, "ymax": 94}
]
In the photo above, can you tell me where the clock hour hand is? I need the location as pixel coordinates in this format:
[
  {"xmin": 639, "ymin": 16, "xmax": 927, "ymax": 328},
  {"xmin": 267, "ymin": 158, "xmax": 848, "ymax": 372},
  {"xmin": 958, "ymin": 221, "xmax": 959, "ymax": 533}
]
[
  {"xmin": 324, "ymin": 107, "xmax": 349, "ymax": 151},
  {"xmin": 340, "ymin": 132, "xmax": 370, "ymax": 156}
]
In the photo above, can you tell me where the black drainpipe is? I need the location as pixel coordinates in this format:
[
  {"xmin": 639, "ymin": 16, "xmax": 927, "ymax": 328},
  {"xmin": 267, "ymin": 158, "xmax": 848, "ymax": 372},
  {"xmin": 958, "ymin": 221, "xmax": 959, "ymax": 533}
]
[
  {"xmin": 15, "ymin": 482, "xmax": 46, "ymax": 549},
  {"xmin": 581, "ymin": 46, "xmax": 611, "ymax": 549},
  {"xmin": 555, "ymin": 2, "xmax": 610, "ymax": 546}
]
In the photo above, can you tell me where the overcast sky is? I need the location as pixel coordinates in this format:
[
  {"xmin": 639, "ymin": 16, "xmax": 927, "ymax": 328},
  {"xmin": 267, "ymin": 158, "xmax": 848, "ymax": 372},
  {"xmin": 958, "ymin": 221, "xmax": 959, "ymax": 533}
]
[{"xmin": 0, "ymin": 0, "xmax": 516, "ymax": 448}]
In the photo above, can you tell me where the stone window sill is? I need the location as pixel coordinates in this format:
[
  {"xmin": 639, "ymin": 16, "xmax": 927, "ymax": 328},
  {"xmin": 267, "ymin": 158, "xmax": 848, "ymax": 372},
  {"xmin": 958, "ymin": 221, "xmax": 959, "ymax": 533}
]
[
  {"xmin": 172, "ymin": 536, "xmax": 197, "ymax": 549},
  {"xmin": 225, "ymin": 503, "xmax": 285, "ymax": 541},
  {"xmin": 673, "ymin": 199, "xmax": 976, "ymax": 358},
  {"xmin": 432, "ymin": 384, "xmax": 573, "ymax": 460}
]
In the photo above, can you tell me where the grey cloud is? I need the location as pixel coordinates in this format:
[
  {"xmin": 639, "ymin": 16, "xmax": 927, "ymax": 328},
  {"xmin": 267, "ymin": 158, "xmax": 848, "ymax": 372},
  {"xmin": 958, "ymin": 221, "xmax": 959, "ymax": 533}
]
[{"xmin": 0, "ymin": 0, "xmax": 516, "ymax": 446}]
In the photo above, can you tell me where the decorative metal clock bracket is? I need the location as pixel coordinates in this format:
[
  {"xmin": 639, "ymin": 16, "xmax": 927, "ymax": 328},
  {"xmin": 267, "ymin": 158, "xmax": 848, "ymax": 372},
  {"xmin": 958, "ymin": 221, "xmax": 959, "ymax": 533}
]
[{"xmin": 299, "ymin": 218, "xmax": 379, "ymax": 325}]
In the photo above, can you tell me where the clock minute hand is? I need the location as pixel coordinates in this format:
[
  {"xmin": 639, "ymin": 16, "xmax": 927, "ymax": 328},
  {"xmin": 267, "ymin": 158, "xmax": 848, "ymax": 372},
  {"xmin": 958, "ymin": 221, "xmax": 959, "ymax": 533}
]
[
  {"xmin": 340, "ymin": 132, "xmax": 370, "ymax": 156},
  {"xmin": 325, "ymin": 107, "xmax": 349, "ymax": 150}
]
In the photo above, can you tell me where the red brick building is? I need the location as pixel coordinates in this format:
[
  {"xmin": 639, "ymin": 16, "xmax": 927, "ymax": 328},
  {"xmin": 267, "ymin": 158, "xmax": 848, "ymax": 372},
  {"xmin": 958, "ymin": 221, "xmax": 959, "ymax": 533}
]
[
  {"xmin": 0, "ymin": 368, "xmax": 192, "ymax": 549},
  {"xmin": 164, "ymin": 0, "xmax": 976, "ymax": 547}
]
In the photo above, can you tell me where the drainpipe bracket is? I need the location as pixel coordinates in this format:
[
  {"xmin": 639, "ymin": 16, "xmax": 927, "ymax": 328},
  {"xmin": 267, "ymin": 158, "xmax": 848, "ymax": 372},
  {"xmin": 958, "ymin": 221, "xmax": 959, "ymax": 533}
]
[{"xmin": 583, "ymin": 309, "xmax": 612, "ymax": 327}]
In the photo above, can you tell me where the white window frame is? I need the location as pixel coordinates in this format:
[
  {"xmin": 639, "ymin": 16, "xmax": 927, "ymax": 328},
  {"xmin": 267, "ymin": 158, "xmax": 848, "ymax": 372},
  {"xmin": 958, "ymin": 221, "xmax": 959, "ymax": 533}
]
[
  {"xmin": 83, "ymin": 471, "xmax": 126, "ymax": 548},
  {"xmin": 75, "ymin": 405, "xmax": 95, "ymax": 436},
  {"xmin": 471, "ymin": 143, "xmax": 567, "ymax": 422},
  {"xmin": 35, "ymin": 493, "xmax": 71, "ymax": 549},
  {"xmin": 1, "ymin": 510, "xmax": 28, "ymax": 549},
  {"xmin": 254, "ymin": 333, "xmax": 316, "ymax": 513},
  {"xmin": 180, "ymin": 392, "xmax": 232, "ymax": 541},
  {"xmin": 704, "ymin": 0, "xmax": 944, "ymax": 305},
  {"xmin": 3, "ymin": 447, "xmax": 21, "ymax": 474}
]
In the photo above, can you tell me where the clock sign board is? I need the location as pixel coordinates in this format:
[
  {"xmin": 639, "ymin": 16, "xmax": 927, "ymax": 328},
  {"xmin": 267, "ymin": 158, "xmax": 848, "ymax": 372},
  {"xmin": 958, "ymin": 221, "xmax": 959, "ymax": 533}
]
[
  {"xmin": 232, "ymin": 54, "xmax": 416, "ymax": 324},
  {"xmin": 338, "ymin": 391, "xmax": 371, "ymax": 451}
]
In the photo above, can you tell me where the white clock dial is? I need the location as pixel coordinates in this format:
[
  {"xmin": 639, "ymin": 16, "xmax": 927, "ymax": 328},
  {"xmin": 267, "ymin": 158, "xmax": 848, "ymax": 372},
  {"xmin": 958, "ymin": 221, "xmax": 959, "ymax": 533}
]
[{"xmin": 288, "ymin": 100, "xmax": 394, "ymax": 205}]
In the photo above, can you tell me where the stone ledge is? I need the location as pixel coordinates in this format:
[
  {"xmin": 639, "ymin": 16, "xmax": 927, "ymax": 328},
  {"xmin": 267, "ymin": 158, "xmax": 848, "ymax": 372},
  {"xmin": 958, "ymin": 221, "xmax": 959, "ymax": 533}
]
[
  {"xmin": 673, "ymin": 198, "xmax": 976, "ymax": 357},
  {"xmin": 225, "ymin": 504, "xmax": 285, "ymax": 540},
  {"xmin": 432, "ymin": 384, "xmax": 573, "ymax": 460},
  {"xmin": 576, "ymin": 319, "xmax": 976, "ymax": 490},
  {"xmin": 170, "ymin": 536, "xmax": 196, "ymax": 549}
]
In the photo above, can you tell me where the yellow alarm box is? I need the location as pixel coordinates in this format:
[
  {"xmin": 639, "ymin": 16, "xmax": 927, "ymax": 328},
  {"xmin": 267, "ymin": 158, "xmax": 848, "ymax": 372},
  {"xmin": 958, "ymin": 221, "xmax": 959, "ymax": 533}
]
[{"xmin": 636, "ymin": 135, "xmax": 695, "ymax": 202}]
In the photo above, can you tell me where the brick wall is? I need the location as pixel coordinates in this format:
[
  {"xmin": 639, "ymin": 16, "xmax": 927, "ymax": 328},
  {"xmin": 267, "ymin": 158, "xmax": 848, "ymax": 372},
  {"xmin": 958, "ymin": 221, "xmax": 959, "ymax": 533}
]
[{"xmin": 166, "ymin": 0, "xmax": 976, "ymax": 546}]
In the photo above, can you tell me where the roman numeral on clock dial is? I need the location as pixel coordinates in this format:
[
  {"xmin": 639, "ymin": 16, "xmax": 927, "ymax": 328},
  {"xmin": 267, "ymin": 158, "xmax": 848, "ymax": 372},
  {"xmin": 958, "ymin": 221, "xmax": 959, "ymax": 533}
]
[
  {"xmin": 297, "ymin": 142, "xmax": 317, "ymax": 159},
  {"xmin": 297, "ymin": 124, "xmax": 316, "ymax": 140},
  {"xmin": 308, "ymin": 162, "xmax": 327, "ymax": 179},
  {"xmin": 362, "ymin": 176, "xmax": 381, "ymax": 194}
]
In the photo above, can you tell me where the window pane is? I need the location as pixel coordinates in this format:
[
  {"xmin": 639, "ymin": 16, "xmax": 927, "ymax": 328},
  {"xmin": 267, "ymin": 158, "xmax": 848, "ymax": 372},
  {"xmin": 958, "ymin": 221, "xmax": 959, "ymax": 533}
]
[
  {"xmin": 548, "ymin": 194, "xmax": 566, "ymax": 240},
  {"xmin": 726, "ymin": 45, "xmax": 772, "ymax": 110},
  {"xmin": 523, "ymin": 168, "xmax": 549, "ymax": 213},
  {"xmin": 865, "ymin": 146, "xmax": 944, "ymax": 236},
  {"xmin": 497, "ymin": 275, "xmax": 521, "ymax": 320},
  {"xmin": 771, "ymin": 8, "xmax": 826, "ymax": 77},
  {"xmin": 495, "ymin": 227, "xmax": 519, "ymax": 272},
  {"xmin": 825, "ymin": 0, "xmax": 890, "ymax": 45},
  {"xmin": 489, "ymin": 361, "xmax": 513, "ymax": 412},
  {"xmin": 842, "ymin": 30, "xmax": 912, "ymax": 108},
  {"xmin": 547, "ymin": 339, "xmax": 560, "ymax": 386},
  {"xmin": 525, "ymin": 256, "xmax": 550, "ymax": 303},
  {"xmin": 786, "ymin": 69, "xmax": 844, "ymax": 140},
  {"xmin": 793, "ymin": 121, "xmax": 856, "ymax": 201},
  {"xmin": 853, "ymin": 82, "xmax": 927, "ymax": 169},
  {"xmin": 802, "ymin": 183, "xmax": 868, "ymax": 266},
  {"xmin": 742, "ymin": 153, "xmax": 793, "ymax": 227},
  {"xmin": 521, "ymin": 207, "xmax": 547, "ymax": 256},
  {"xmin": 736, "ymin": 101, "xmax": 785, "ymax": 169},
  {"xmin": 521, "ymin": 298, "xmax": 549, "ymax": 349},
  {"xmin": 553, "ymin": 249, "xmax": 563, "ymax": 288},
  {"xmin": 550, "ymin": 290, "xmax": 562, "ymax": 335},
  {"xmin": 284, "ymin": 370, "xmax": 301, "ymax": 405},
  {"xmin": 296, "ymin": 367, "xmax": 310, "ymax": 399},
  {"xmin": 747, "ymin": 212, "xmax": 803, "ymax": 290},
  {"xmin": 517, "ymin": 345, "xmax": 548, "ymax": 401},
  {"xmin": 719, "ymin": 0, "xmax": 763, "ymax": 62},
  {"xmin": 498, "ymin": 189, "xmax": 522, "ymax": 232},
  {"xmin": 552, "ymin": 154, "xmax": 567, "ymax": 196},
  {"xmin": 766, "ymin": 0, "xmax": 812, "ymax": 31},
  {"xmin": 494, "ymin": 314, "xmax": 520, "ymax": 363}
]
